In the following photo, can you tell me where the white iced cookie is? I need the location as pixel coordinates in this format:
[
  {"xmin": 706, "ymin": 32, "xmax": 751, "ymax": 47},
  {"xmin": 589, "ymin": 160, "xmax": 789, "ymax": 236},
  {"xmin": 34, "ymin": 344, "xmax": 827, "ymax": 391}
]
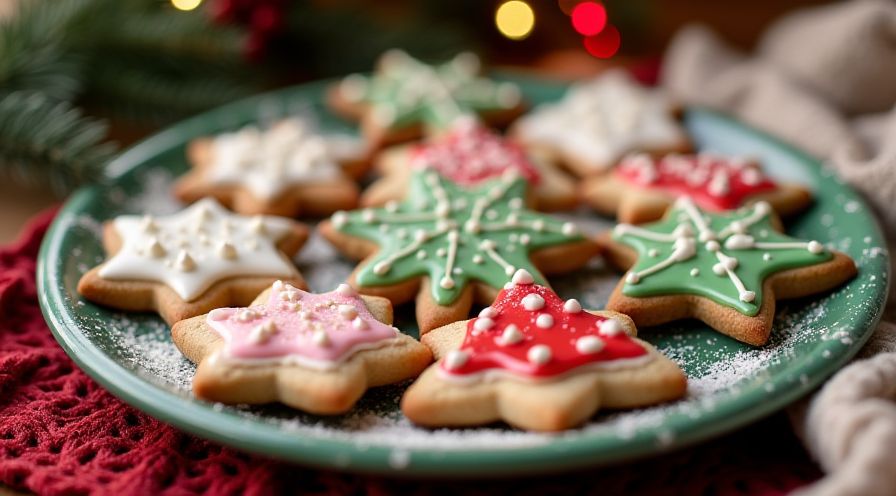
[{"xmin": 512, "ymin": 70, "xmax": 689, "ymax": 176}]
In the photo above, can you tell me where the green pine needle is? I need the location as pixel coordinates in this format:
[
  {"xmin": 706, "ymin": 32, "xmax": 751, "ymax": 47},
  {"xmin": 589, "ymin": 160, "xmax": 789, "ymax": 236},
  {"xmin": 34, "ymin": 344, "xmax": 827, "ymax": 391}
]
[
  {"xmin": 0, "ymin": 92, "xmax": 116, "ymax": 193},
  {"xmin": 0, "ymin": 0, "xmax": 100, "ymax": 101}
]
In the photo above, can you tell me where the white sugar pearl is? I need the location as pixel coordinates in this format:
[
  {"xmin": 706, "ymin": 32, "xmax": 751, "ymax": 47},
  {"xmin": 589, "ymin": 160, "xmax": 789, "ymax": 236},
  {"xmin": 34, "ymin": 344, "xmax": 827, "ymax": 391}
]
[
  {"xmin": 444, "ymin": 350, "xmax": 470, "ymax": 370},
  {"xmin": 237, "ymin": 309, "xmax": 257, "ymax": 322},
  {"xmin": 312, "ymin": 330, "xmax": 330, "ymax": 347},
  {"xmin": 499, "ymin": 324, "xmax": 523, "ymax": 345},
  {"xmin": 808, "ymin": 241, "xmax": 824, "ymax": 254},
  {"xmin": 511, "ymin": 269, "xmax": 534, "ymax": 285},
  {"xmin": 337, "ymin": 304, "xmax": 357, "ymax": 320},
  {"xmin": 250, "ymin": 216, "xmax": 267, "ymax": 234},
  {"xmin": 527, "ymin": 345, "xmax": 552, "ymax": 365},
  {"xmin": 479, "ymin": 307, "xmax": 498, "ymax": 319},
  {"xmin": 521, "ymin": 293, "xmax": 545, "ymax": 311},
  {"xmin": 331, "ymin": 211, "xmax": 348, "ymax": 228},
  {"xmin": 599, "ymin": 318, "xmax": 623, "ymax": 336},
  {"xmin": 336, "ymin": 284, "xmax": 356, "ymax": 296},
  {"xmin": 576, "ymin": 335, "xmax": 605, "ymax": 354},
  {"xmin": 535, "ymin": 313, "xmax": 554, "ymax": 329},
  {"xmin": 754, "ymin": 202, "xmax": 772, "ymax": 215},
  {"xmin": 352, "ymin": 317, "xmax": 367, "ymax": 330},
  {"xmin": 208, "ymin": 309, "xmax": 228, "ymax": 321},
  {"xmin": 473, "ymin": 317, "xmax": 495, "ymax": 332},
  {"xmin": 217, "ymin": 241, "xmax": 237, "ymax": 260},
  {"xmin": 563, "ymin": 299, "xmax": 582, "ymax": 313},
  {"xmin": 175, "ymin": 250, "xmax": 196, "ymax": 272},
  {"xmin": 147, "ymin": 238, "xmax": 166, "ymax": 258}
]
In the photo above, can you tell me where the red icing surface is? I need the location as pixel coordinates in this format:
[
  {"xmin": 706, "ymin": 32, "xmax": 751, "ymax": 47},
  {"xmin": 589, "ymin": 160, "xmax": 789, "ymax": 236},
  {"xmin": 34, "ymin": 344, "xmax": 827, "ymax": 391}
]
[
  {"xmin": 442, "ymin": 283, "xmax": 648, "ymax": 378},
  {"xmin": 410, "ymin": 119, "xmax": 541, "ymax": 186},
  {"xmin": 615, "ymin": 154, "xmax": 778, "ymax": 211}
]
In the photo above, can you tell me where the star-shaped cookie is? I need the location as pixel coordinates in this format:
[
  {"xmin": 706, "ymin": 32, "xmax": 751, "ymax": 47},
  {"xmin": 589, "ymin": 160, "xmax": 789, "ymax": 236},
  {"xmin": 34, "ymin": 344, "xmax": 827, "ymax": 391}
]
[
  {"xmin": 319, "ymin": 170, "xmax": 598, "ymax": 334},
  {"xmin": 174, "ymin": 118, "xmax": 367, "ymax": 217},
  {"xmin": 401, "ymin": 270, "xmax": 687, "ymax": 431},
  {"xmin": 77, "ymin": 198, "xmax": 308, "ymax": 325},
  {"xmin": 172, "ymin": 281, "xmax": 431, "ymax": 414},
  {"xmin": 598, "ymin": 197, "xmax": 857, "ymax": 345},
  {"xmin": 510, "ymin": 69, "xmax": 691, "ymax": 178},
  {"xmin": 582, "ymin": 153, "xmax": 813, "ymax": 223},
  {"xmin": 361, "ymin": 117, "xmax": 578, "ymax": 212},
  {"xmin": 327, "ymin": 49, "xmax": 525, "ymax": 148}
]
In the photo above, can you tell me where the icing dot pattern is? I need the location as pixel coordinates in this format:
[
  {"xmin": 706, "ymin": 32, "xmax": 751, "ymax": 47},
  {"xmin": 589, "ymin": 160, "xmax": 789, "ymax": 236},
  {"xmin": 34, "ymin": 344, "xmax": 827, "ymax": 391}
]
[
  {"xmin": 331, "ymin": 171, "xmax": 584, "ymax": 306},
  {"xmin": 206, "ymin": 282, "xmax": 398, "ymax": 367},
  {"xmin": 206, "ymin": 118, "xmax": 363, "ymax": 201},
  {"xmin": 409, "ymin": 118, "xmax": 541, "ymax": 186},
  {"xmin": 441, "ymin": 272, "xmax": 649, "ymax": 379},
  {"xmin": 615, "ymin": 153, "xmax": 778, "ymax": 211},
  {"xmin": 98, "ymin": 198, "xmax": 298, "ymax": 301}
]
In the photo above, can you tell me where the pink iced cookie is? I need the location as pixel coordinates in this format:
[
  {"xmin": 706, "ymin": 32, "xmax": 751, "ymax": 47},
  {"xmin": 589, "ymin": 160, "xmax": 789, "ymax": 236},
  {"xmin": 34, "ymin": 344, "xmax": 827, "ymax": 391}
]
[
  {"xmin": 172, "ymin": 281, "xmax": 432, "ymax": 414},
  {"xmin": 206, "ymin": 281, "xmax": 398, "ymax": 367},
  {"xmin": 409, "ymin": 118, "xmax": 541, "ymax": 186}
]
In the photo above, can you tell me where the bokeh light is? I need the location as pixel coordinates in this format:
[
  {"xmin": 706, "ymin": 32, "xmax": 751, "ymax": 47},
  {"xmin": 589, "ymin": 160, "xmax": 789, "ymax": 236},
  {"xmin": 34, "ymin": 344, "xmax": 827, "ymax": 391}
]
[
  {"xmin": 571, "ymin": 2, "xmax": 607, "ymax": 36},
  {"xmin": 495, "ymin": 1, "xmax": 536, "ymax": 40},
  {"xmin": 583, "ymin": 24, "xmax": 621, "ymax": 58},
  {"xmin": 171, "ymin": 0, "xmax": 202, "ymax": 11}
]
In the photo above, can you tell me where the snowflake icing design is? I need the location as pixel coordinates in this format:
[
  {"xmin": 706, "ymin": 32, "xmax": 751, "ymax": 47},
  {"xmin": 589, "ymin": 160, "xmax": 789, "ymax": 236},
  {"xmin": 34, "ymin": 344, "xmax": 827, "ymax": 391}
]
[
  {"xmin": 337, "ymin": 50, "xmax": 521, "ymax": 130},
  {"xmin": 613, "ymin": 197, "xmax": 831, "ymax": 315},
  {"xmin": 331, "ymin": 171, "xmax": 582, "ymax": 306}
]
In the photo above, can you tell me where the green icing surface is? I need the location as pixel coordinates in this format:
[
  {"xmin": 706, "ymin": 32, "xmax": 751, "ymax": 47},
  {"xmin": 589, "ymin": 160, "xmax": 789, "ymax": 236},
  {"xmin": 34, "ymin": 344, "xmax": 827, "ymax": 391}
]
[
  {"xmin": 613, "ymin": 198, "xmax": 832, "ymax": 316},
  {"xmin": 341, "ymin": 50, "xmax": 519, "ymax": 130},
  {"xmin": 332, "ymin": 171, "xmax": 584, "ymax": 306}
]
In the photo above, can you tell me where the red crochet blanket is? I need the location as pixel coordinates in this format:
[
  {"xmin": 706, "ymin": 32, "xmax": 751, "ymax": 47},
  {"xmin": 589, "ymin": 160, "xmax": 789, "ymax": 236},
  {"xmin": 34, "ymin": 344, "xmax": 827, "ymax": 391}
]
[{"xmin": 0, "ymin": 210, "xmax": 819, "ymax": 495}]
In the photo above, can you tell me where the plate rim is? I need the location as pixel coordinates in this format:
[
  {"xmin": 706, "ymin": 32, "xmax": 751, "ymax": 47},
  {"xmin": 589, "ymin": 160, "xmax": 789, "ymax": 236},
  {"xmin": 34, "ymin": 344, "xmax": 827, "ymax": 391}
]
[{"xmin": 37, "ymin": 78, "xmax": 890, "ymax": 476}]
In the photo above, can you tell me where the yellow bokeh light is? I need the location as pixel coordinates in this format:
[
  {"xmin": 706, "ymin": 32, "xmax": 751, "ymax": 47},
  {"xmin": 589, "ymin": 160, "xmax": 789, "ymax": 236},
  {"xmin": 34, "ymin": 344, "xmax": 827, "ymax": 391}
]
[
  {"xmin": 495, "ymin": 0, "xmax": 535, "ymax": 40},
  {"xmin": 171, "ymin": 0, "xmax": 203, "ymax": 11}
]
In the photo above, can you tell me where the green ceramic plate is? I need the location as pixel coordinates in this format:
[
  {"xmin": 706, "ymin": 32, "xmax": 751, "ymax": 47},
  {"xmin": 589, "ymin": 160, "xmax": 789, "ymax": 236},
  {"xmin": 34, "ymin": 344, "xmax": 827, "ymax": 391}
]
[{"xmin": 38, "ymin": 76, "xmax": 889, "ymax": 476}]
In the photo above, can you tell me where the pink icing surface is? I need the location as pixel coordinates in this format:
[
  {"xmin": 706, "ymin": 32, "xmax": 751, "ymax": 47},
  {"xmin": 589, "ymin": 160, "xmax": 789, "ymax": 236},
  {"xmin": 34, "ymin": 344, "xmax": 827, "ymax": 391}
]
[
  {"xmin": 206, "ymin": 282, "xmax": 397, "ymax": 364},
  {"xmin": 409, "ymin": 118, "xmax": 541, "ymax": 186}
]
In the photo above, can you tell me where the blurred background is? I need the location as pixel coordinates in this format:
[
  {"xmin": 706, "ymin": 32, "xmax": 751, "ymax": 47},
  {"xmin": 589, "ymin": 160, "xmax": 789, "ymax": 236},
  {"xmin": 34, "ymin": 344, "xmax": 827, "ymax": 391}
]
[{"xmin": 0, "ymin": 0, "xmax": 837, "ymax": 240}]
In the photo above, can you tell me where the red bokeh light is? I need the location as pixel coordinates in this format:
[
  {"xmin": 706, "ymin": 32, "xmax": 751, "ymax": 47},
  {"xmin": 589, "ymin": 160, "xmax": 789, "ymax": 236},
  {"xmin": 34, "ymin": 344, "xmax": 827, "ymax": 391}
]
[
  {"xmin": 583, "ymin": 24, "xmax": 621, "ymax": 59},
  {"xmin": 571, "ymin": 2, "xmax": 607, "ymax": 37}
]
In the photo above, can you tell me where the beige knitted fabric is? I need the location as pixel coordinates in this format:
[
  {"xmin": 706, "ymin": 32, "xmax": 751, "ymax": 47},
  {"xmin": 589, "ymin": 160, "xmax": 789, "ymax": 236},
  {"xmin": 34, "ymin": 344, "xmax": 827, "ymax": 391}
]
[{"xmin": 661, "ymin": 2, "xmax": 896, "ymax": 494}]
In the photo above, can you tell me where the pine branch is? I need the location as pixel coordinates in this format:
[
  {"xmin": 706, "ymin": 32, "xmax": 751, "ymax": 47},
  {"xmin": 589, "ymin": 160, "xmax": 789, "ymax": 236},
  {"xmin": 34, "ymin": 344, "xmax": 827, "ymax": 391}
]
[
  {"xmin": 0, "ymin": 0, "xmax": 101, "ymax": 100},
  {"xmin": 0, "ymin": 92, "xmax": 116, "ymax": 193}
]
